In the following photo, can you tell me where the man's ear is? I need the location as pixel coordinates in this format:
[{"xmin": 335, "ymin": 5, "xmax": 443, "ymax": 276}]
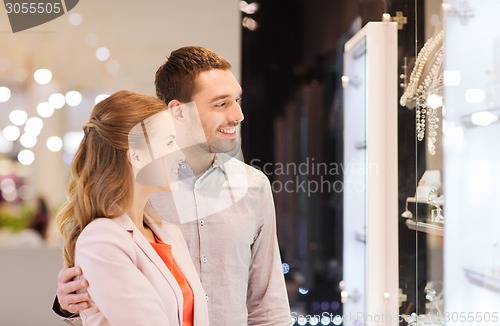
[{"xmin": 168, "ymin": 100, "xmax": 184, "ymax": 122}]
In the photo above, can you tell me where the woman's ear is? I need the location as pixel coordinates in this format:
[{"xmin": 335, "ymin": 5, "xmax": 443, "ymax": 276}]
[
  {"xmin": 126, "ymin": 149, "xmax": 132, "ymax": 163},
  {"xmin": 168, "ymin": 100, "xmax": 184, "ymax": 122}
]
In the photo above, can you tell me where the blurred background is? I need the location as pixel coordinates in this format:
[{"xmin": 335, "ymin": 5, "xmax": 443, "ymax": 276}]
[{"xmin": 0, "ymin": 1, "xmax": 241, "ymax": 324}]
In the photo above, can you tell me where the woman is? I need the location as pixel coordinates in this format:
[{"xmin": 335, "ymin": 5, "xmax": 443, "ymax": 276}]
[{"xmin": 56, "ymin": 90, "xmax": 209, "ymax": 325}]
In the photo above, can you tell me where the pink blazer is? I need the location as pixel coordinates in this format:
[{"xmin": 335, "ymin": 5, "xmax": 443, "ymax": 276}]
[{"xmin": 75, "ymin": 214, "xmax": 209, "ymax": 326}]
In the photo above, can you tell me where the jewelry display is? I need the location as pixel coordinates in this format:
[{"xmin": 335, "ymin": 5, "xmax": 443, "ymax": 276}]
[
  {"xmin": 424, "ymin": 281, "xmax": 443, "ymax": 317},
  {"xmin": 401, "ymin": 282, "xmax": 444, "ymax": 326},
  {"xmin": 400, "ymin": 30, "xmax": 444, "ymax": 155},
  {"xmin": 401, "ymin": 197, "xmax": 414, "ymax": 218},
  {"xmin": 401, "ymin": 170, "xmax": 444, "ymax": 235},
  {"xmin": 416, "ymin": 170, "xmax": 441, "ymax": 203},
  {"xmin": 399, "ymin": 188, "xmax": 445, "ymax": 223},
  {"xmin": 427, "ymin": 188, "xmax": 444, "ymax": 224},
  {"xmin": 425, "ymin": 48, "xmax": 444, "ymax": 155}
]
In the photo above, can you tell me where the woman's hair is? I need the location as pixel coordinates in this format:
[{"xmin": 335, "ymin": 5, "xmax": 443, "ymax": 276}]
[
  {"xmin": 56, "ymin": 90, "xmax": 168, "ymax": 267},
  {"xmin": 155, "ymin": 46, "xmax": 231, "ymax": 104}
]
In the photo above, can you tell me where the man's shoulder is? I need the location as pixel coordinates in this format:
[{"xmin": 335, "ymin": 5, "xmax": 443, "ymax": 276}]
[{"xmin": 221, "ymin": 155, "xmax": 270, "ymax": 184}]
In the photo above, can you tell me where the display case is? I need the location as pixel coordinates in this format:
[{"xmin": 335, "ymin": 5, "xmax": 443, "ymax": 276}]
[
  {"xmin": 397, "ymin": 0, "xmax": 500, "ymax": 324},
  {"xmin": 390, "ymin": 1, "xmax": 447, "ymax": 324},
  {"xmin": 340, "ymin": 1, "xmax": 500, "ymax": 325}
]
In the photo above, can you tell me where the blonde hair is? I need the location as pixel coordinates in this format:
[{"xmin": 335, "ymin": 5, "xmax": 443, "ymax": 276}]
[{"xmin": 56, "ymin": 90, "xmax": 168, "ymax": 267}]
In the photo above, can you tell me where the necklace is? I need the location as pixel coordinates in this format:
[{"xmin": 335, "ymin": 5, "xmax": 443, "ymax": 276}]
[
  {"xmin": 400, "ymin": 30, "xmax": 445, "ymax": 154},
  {"xmin": 425, "ymin": 47, "xmax": 444, "ymax": 155}
]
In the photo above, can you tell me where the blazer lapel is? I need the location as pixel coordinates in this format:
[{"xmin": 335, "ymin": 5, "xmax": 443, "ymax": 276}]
[
  {"xmin": 170, "ymin": 236, "xmax": 207, "ymax": 325},
  {"xmin": 144, "ymin": 216, "xmax": 196, "ymax": 281},
  {"xmin": 114, "ymin": 214, "xmax": 184, "ymax": 324},
  {"xmin": 146, "ymin": 215, "xmax": 208, "ymax": 325}
]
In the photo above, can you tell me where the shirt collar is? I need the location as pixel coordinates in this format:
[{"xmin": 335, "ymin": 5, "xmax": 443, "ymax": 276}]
[
  {"xmin": 212, "ymin": 152, "xmax": 243, "ymax": 174},
  {"xmin": 178, "ymin": 152, "xmax": 238, "ymax": 180},
  {"xmin": 212, "ymin": 153, "xmax": 229, "ymax": 173},
  {"xmin": 177, "ymin": 154, "xmax": 226, "ymax": 181}
]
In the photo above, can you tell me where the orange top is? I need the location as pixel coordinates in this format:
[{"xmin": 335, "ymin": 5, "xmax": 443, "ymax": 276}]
[{"xmin": 150, "ymin": 238, "xmax": 194, "ymax": 326}]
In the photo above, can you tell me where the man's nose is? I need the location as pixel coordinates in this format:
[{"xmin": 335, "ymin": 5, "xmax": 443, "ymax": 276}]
[{"xmin": 228, "ymin": 103, "xmax": 244, "ymax": 124}]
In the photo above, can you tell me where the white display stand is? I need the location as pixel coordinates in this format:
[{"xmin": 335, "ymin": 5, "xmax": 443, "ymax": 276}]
[{"xmin": 342, "ymin": 21, "xmax": 398, "ymax": 326}]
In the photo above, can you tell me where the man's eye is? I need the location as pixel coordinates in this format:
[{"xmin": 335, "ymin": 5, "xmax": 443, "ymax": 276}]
[{"xmin": 214, "ymin": 102, "xmax": 226, "ymax": 108}]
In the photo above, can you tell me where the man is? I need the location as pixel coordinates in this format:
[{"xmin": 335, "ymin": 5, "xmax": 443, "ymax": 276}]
[{"xmin": 55, "ymin": 46, "xmax": 291, "ymax": 325}]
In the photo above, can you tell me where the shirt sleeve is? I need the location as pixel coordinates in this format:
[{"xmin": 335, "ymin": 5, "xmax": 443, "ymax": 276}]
[
  {"xmin": 247, "ymin": 178, "xmax": 292, "ymax": 326},
  {"xmin": 75, "ymin": 219, "xmax": 171, "ymax": 326},
  {"xmin": 51, "ymin": 296, "xmax": 83, "ymax": 326}
]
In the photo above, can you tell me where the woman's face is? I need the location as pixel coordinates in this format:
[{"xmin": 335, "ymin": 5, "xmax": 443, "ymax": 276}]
[{"xmin": 129, "ymin": 110, "xmax": 185, "ymax": 191}]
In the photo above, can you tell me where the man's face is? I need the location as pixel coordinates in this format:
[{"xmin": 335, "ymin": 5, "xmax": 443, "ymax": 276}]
[{"xmin": 190, "ymin": 69, "xmax": 244, "ymax": 153}]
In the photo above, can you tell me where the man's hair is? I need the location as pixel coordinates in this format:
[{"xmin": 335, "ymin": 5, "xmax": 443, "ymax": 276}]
[{"xmin": 155, "ymin": 46, "xmax": 231, "ymax": 104}]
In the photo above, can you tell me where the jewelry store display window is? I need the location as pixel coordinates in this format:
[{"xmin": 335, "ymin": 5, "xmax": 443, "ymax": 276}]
[
  {"xmin": 339, "ymin": 0, "xmax": 500, "ymax": 324},
  {"xmin": 375, "ymin": 1, "xmax": 500, "ymax": 325},
  {"xmin": 396, "ymin": 1, "xmax": 446, "ymax": 324}
]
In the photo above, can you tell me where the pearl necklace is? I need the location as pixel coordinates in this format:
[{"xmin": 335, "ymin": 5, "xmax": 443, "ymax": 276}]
[
  {"xmin": 400, "ymin": 30, "xmax": 445, "ymax": 155},
  {"xmin": 400, "ymin": 30, "xmax": 444, "ymax": 107},
  {"xmin": 425, "ymin": 47, "xmax": 444, "ymax": 155}
]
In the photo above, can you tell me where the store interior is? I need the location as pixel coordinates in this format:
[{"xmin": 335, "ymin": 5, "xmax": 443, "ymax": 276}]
[
  {"xmin": 0, "ymin": 2, "xmax": 241, "ymax": 324},
  {"xmin": 1, "ymin": 0, "xmax": 500, "ymax": 325}
]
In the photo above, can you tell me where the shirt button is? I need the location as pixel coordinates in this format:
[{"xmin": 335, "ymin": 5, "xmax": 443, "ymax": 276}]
[
  {"xmin": 202, "ymin": 256, "xmax": 207, "ymax": 263},
  {"xmin": 205, "ymin": 295, "xmax": 209, "ymax": 301},
  {"xmin": 194, "ymin": 183, "xmax": 200, "ymax": 189},
  {"xmin": 199, "ymin": 220, "xmax": 204, "ymax": 226},
  {"xmin": 181, "ymin": 164, "xmax": 187, "ymax": 169}
]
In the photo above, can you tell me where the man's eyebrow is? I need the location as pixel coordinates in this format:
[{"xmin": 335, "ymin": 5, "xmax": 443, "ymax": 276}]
[
  {"xmin": 208, "ymin": 93, "xmax": 242, "ymax": 103},
  {"xmin": 208, "ymin": 95, "xmax": 230, "ymax": 103}
]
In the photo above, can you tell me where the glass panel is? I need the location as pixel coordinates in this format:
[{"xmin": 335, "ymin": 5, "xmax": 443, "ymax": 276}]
[
  {"xmin": 444, "ymin": 0, "xmax": 500, "ymax": 324},
  {"xmin": 395, "ymin": 0, "xmax": 446, "ymax": 323}
]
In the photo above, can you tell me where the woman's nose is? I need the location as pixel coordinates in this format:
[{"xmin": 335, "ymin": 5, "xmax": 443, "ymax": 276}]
[{"xmin": 175, "ymin": 145, "xmax": 186, "ymax": 162}]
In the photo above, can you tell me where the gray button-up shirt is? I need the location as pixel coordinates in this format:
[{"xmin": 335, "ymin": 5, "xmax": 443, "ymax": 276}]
[{"xmin": 150, "ymin": 153, "xmax": 291, "ymax": 325}]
